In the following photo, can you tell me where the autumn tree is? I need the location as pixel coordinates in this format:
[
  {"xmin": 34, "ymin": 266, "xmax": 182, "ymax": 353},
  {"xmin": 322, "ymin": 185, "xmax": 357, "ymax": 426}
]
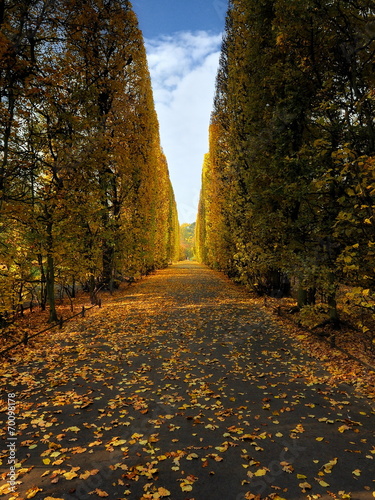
[
  {"xmin": 197, "ymin": 0, "xmax": 374, "ymax": 325},
  {"xmin": 0, "ymin": 0, "xmax": 179, "ymax": 324}
]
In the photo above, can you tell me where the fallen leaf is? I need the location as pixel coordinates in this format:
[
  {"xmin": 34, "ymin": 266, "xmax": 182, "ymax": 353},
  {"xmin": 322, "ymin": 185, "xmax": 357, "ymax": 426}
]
[
  {"xmin": 299, "ymin": 482, "xmax": 312, "ymax": 492},
  {"xmin": 25, "ymin": 487, "xmax": 43, "ymax": 499},
  {"xmin": 89, "ymin": 489, "xmax": 109, "ymax": 497},
  {"xmin": 323, "ymin": 457, "xmax": 338, "ymax": 473},
  {"xmin": 254, "ymin": 468, "xmax": 267, "ymax": 476},
  {"xmin": 318, "ymin": 480, "xmax": 330, "ymax": 487},
  {"xmin": 338, "ymin": 425, "xmax": 350, "ymax": 433},
  {"xmin": 180, "ymin": 484, "xmax": 193, "ymax": 492},
  {"xmin": 157, "ymin": 487, "xmax": 171, "ymax": 497},
  {"xmin": 64, "ymin": 471, "xmax": 78, "ymax": 480}
]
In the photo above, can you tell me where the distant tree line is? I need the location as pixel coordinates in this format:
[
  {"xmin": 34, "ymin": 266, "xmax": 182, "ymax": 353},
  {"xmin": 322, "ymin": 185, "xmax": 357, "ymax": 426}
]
[
  {"xmin": 180, "ymin": 223, "xmax": 196, "ymax": 260},
  {"xmin": 196, "ymin": 0, "xmax": 374, "ymax": 325},
  {"xmin": 0, "ymin": 0, "xmax": 179, "ymax": 323}
]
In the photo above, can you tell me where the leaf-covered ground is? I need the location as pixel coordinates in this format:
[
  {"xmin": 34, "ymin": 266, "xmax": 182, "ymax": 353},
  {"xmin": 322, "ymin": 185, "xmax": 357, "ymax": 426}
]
[{"xmin": 1, "ymin": 262, "xmax": 375, "ymax": 500}]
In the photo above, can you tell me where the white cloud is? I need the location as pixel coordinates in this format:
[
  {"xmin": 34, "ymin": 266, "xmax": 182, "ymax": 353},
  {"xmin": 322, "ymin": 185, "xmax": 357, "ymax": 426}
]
[{"xmin": 145, "ymin": 31, "xmax": 222, "ymax": 223}]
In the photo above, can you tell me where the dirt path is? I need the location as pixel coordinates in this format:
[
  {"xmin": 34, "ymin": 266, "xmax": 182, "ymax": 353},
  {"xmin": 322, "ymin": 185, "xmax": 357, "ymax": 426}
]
[{"xmin": 1, "ymin": 262, "xmax": 375, "ymax": 500}]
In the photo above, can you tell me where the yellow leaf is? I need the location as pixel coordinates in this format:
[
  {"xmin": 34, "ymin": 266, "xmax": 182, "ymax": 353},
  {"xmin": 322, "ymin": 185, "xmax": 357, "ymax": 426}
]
[
  {"xmin": 131, "ymin": 433, "xmax": 143, "ymax": 439},
  {"xmin": 297, "ymin": 474, "xmax": 307, "ymax": 479},
  {"xmin": 242, "ymin": 434, "xmax": 255, "ymax": 440},
  {"xmin": 215, "ymin": 445, "xmax": 228, "ymax": 452},
  {"xmin": 338, "ymin": 425, "xmax": 350, "ymax": 433},
  {"xmin": 89, "ymin": 440, "xmax": 102, "ymax": 447},
  {"xmin": 43, "ymin": 458, "xmax": 51, "ymax": 465},
  {"xmin": 64, "ymin": 471, "xmax": 78, "ymax": 480},
  {"xmin": 66, "ymin": 426, "xmax": 80, "ymax": 432},
  {"xmin": 52, "ymin": 458, "xmax": 64, "ymax": 465},
  {"xmin": 45, "ymin": 498, "xmax": 65, "ymax": 500},
  {"xmin": 299, "ymin": 482, "xmax": 312, "ymax": 492},
  {"xmin": 180, "ymin": 484, "xmax": 193, "ymax": 492},
  {"xmin": 316, "ymin": 437, "xmax": 324, "ymax": 441},
  {"xmin": 293, "ymin": 424, "xmax": 305, "ymax": 433},
  {"xmin": 254, "ymin": 468, "xmax": 267, "ymax": 476},
  {"xmin": 338, "ymin": 492, "xmax": 351, "ymax": 499},
  {"xmin": 25, "ymin": 487, "xmax": 43, "ymax": 499},
  {"xmin": 157, "ymin": 487, "xmax": 171, "ymax": 497},
  {"xmin": 318, "ymin": 480, "xmax": 330, "ymax": 487},
  {"xmin": 112, "ymin": 439, "xmax": 126, "ymax": 446},
  {"xmin": 0, "ymin": 484, "xmax": 11, "ymax": 495},
  {"xmin": 323, "ymin": 457, "xmax": 338, "ymax": 473},
  {"xmin": 352, "ymin": 469, "xmax": 361, "ymax": 476}
]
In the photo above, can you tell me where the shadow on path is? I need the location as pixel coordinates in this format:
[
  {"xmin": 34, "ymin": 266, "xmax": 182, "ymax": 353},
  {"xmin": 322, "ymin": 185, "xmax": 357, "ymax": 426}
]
[{"xmin": 1, "ymin": 262, "xmax": 374, "ymax": 500}]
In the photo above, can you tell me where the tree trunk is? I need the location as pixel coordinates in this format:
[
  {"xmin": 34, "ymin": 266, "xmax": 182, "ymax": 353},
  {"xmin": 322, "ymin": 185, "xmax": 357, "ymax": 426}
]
[
  {"xmin": 71, "ymin": 276, "xmax": 76, "ymax": 298},
  {"xmin": 0, "ymin": 94, "xmax": 15, "ymax": 207},
  {"xmin": 297, "ymin": 285, "xmax": 316, "ymax": 309},
  {"xmin": 297, "ymin": 286, "xmax": 308, "ymax": 309},
  {"xmin": 327, "ymin": 292, "xmax": 339, "ymax": 325},
  {"xmin": 89, "ymin": 274, "xmax": 96, "ymax": 305},
  {"xmin": 102, "ymin": 242, "xmax": 115, "ymax": 293},
  {"xmin": 46, "ymin": 252, "xmax": 58, "ymax": 323},
  {"xmin": 46, "ymin": 222, "xmax": 58, "ymax": 323},
  {"xmin": 37, "ymin": 253, "xmax": 47, "ymax": 311},
  {"xmin": 326, "ymin": 270, "xmax": 339, "ymax": 326}
]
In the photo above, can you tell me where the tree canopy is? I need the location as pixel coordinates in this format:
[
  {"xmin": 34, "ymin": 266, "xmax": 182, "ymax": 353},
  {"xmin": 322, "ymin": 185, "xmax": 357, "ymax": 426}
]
[
  {"xmin": 0, "ymin": 0, "xmax": 179, "ymax": 323},
  {"xmin": 196, "ymin": 0, "xmax": 375, "ymax": 325}
]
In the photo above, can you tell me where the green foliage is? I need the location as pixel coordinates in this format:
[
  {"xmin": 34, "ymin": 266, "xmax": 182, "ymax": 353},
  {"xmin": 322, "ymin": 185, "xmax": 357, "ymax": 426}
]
[
  {"xmin": 197, "ymin": 0, "xmax": 375, "ymax": 321},
  {"xmin": 180, "ymin": 223, "xmax": 196, "ymax": 260}
]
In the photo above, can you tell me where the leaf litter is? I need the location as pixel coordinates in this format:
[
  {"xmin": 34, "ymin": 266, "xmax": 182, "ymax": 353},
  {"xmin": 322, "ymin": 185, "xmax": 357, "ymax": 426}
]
[{"xmin": 1, "ymin": 262, "xmax": 375, "ymax": 499}]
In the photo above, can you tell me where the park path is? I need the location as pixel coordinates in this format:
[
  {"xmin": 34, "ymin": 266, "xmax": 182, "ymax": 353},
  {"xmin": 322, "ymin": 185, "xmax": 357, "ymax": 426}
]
[{"xmin": 1, "ymin": 262, "xmax": 375, "ymax": 500}]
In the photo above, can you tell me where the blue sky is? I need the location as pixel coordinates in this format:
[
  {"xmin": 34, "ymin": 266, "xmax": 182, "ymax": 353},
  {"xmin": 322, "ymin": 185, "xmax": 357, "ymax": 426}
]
[
  {"xmin": 132, "ymin": 0, "xmax": 227, "ymax": 223},
  {"xmin": 132, "ymin": 0, "xmax": 227, "ymax": 38}
]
